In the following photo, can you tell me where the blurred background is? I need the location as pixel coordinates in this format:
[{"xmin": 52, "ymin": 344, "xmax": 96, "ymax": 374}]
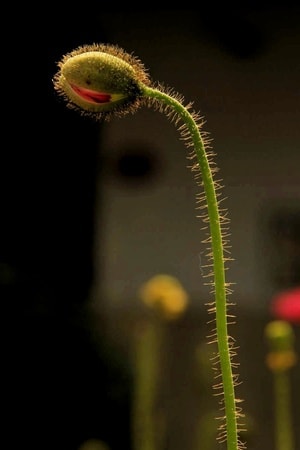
[{"xmin": 2, "ymin": 5, "xmax": 300, "ymax": 450}]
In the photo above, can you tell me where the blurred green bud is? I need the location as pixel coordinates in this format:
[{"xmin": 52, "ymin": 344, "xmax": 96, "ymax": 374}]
[
  {"xmin": 264, "ymin": 320, "xmax": 297, "ymax": 372},
  {"xmin": 78, "ymin": 439, "xmax": 109, "ymax": 450},
  {"xmin": 264, "ymin": 320, "xmax": 295, "ymax": 352}
]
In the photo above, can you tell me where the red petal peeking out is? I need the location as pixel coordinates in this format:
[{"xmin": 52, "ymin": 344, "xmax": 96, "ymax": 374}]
[
  {"xmin": 271, "ymin": 286, "xmax": 300, "ymax": 324},
  {"xmin": 71, "ymin": 83, "xmax": 111, "ymax": 104}
]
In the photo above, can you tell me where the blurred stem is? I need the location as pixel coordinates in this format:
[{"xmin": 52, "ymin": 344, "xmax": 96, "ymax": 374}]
[
  {"xmin": 273, "ymin": 370, "xmax": 295, "ymax": 450},
  {"xmin": 132, "ymin": 319, "xmax": 163, "ymax": 450}
]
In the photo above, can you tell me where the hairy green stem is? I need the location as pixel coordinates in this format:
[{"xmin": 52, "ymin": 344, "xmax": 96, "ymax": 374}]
[{"xmin": 142, "ymin": 85, "xmax": 238, "ymax": 450}]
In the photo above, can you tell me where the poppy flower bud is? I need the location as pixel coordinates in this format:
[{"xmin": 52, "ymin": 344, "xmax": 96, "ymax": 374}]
[
  {"xmin": 265, "ymin": 320, "xmax": 295, "ymax": 352},
  {"xmin": 53, "ymin": 43, "xmax": 151, "ymax": 121},
  {"xmin": 138, "ymin": 274, "xmax": 189, "ymax": 321},
  {"xmin": 270, "ymin": 287, "xmax": 300, "ymax": 324},
  {"xmin": 264, "ymin": 320, "xmax": 297, "ymax": 372}
]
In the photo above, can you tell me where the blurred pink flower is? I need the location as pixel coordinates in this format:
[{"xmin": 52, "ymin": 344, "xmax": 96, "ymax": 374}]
[{"xmin": 271, "ymin": 287, "xmax": 300, "ymax": 324}]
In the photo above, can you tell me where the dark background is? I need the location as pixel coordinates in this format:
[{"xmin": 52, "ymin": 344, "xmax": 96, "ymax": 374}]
[
  {"xmin": 3, "ymin": 8, "xmax": 133, "ymax": 450},
  {"xmin": 2, "ymin": 5, "xmax": 300, "ymax": 450}
]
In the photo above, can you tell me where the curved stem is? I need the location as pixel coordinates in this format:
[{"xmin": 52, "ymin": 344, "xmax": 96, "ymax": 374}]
[{"xmin": 141, "ymin": 85, "xmax": 238, "ymax": 450}]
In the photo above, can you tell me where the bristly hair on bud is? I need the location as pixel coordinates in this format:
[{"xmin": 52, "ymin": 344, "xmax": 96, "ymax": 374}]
[{"xmin": 53, "ymin": 43, "xmax": 151, "ymax": 121}]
